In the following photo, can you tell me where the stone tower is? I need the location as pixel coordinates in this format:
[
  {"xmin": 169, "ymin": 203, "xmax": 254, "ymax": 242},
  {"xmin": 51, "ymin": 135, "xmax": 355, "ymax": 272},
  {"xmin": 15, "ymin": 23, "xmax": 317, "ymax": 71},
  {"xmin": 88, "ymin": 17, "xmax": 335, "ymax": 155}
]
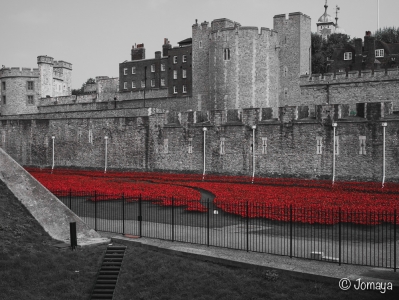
[{"xmin": 37, "ymin": 55, "xmax": 54, "ymax": 98}]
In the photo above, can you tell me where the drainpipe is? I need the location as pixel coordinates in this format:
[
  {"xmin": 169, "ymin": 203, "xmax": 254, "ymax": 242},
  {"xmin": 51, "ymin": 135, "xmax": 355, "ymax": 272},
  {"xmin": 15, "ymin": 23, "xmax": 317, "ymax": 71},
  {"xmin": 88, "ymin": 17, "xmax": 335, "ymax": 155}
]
[
  {"xmin": 202, "ymin": 127, "xmax": 207, "ymax": 180},
  {"xmin": 382, "ymin": 122, "xmax": 387, "ymax": 188},
  {"xmin": 332, "ymin": 122, "xmax": 337, "ymax": 185},
  {"xmin": 104, "ymin": 136, "xmax": 108, "ymax": 173},
  {"xmin": 51, "ymin": 136, "xmax": 55, "ymax": 172},
  {"xmin": 252, "ymin": 125, "xmax": 256, "ymax": 183}
]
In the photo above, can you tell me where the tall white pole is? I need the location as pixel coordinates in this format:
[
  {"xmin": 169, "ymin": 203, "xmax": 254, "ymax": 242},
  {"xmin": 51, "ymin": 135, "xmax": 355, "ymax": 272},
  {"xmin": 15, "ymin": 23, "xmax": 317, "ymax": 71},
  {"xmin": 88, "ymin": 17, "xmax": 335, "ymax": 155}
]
[
  {"xmin": 104, "ymin": 136, "xmax": 108, "ymax": 173},
  {"xmin": 377, "ymin": 0, "xmax": 380, "ymax": 31},
  {"xmin": 252, "ymin": 125, "xmax": 256, "ymax": 184},
  {"xmin": 51, "ymin": 136, "xmax": 55, "ymax": 172},
  {"xmin": 382, "ymin": 122, "xmax": 387, "ymax": 188},
  {"xmin": 332, "ymin": 123, "xmax": 337, "ymax": 185},
  {"xmin": 202, "ymin": 127, "xmax": 207, "ymax": 180}
]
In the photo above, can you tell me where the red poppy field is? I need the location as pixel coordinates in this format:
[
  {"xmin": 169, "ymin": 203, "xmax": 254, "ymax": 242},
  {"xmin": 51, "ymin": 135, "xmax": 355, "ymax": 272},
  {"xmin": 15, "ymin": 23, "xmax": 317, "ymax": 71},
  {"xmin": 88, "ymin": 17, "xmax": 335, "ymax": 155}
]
[{"xmin": 26, "ymin": 167, "xmax": 399, "ymax": 225}]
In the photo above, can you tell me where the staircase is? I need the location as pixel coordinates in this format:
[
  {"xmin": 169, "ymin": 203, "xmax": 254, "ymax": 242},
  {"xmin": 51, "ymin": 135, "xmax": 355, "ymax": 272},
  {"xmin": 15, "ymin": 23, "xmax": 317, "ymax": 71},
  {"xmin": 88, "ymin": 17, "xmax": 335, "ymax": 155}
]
[{"xmin": 91, "ymin": 245, "xmax": 127, "ymax": 300}]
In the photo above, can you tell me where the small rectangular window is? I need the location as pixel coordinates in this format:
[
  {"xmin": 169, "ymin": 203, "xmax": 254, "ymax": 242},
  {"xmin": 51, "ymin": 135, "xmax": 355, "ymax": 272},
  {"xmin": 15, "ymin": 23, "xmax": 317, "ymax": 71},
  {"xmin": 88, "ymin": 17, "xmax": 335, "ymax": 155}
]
[
  {"xmin": 27, "ymin": 81, "xmax": 34, "ymax": 90},
  {"xmin": 151, "ymin": 79, "xmax": 155, "ymax": 87},
  {"xmin": 141, "ymin": 80, "xmax": 145, "ymax": 88},
  {"xmin": 344, "ymin": 52, "xmax": 352, "ymax": 60},
  {"xmin": 220, "ymin": 138, "xmax": 225, "ymax": 155},
  {"xmin": 161, "ymin": 79, "xmax": 165, "ymax": 86},
  {"xmin": 173, "ymin": 70, "xmax": 177, "ymax": 79},
  {"xmin": 151, "ymin": 64, "xmax": 155, "ymax": 72},
  {"xmin": 27, "ymin": 95, "xmax": 34, "ymax": 105},
  {"xmin": 132, "ymin": 67, "xmax": 136, "ymax": 74},
  {"xmin": 164, "ymin": 139, "xmax": 168, "ymax": 153},
  {"xmin": 199, "ymin": 41, "xmax": 202, "ymax": 48},
  {"xmin": 375, "ymin": 49, "xmax": 384, "ymax": 58},
  {"xmin": 89, "ymin": 129, "xmax": 93, "ymax": 144},
  {"xmin": 123, "ymin": 82, "xmax": 127, "ymax": 89},
  {"xmin": 316, "ymin": 137, "xmax": 322, "ymax": 155},
  {"xmin": 132, "ymin": 81, "xmax": 136, "ymax": 88},
  {"xmin": 161, "ymin": 64, "xmax": 165, "ymax": 71},
  {"xmin": 123, "ymin": 68, "xmax": 127, "ymax": 75},
  {"xmin": 183, "ymin": 85, "xmax": 187, "ymax": 93},
  {"xmin": 359, "ymin": 136, "xmax": 366, "ymax": 155},
  {"xmin": 173, "ymin": 56, "xmax": 177, "ymax": 64},
  {"xmin": 224, "ymin": 48, "xmax": 230, "ymax": 61},
  {"xmin": 188, "ymin": 138, "xmax": 193, "ymax": 154},
  {"xmin": 262, "ymin": 137, "xmax": 267, "ymax": 154},
  {"xmin": 3, "ymin": 95, "xmax": 6, "ymax": 105},
  {"xmin": 1, "ymin": 82, "xmax": 5, "ymax": 91},
  {"xmin": 182, "ymin": 55, "xmax": 187, "ymax": 63},
  {"xmin": 173, "ymin": 86, "xmax": 177, "ymax": 94},
  {"xmin": 182, "ymin": 69, "xmax": 187, "ymax": 78}
]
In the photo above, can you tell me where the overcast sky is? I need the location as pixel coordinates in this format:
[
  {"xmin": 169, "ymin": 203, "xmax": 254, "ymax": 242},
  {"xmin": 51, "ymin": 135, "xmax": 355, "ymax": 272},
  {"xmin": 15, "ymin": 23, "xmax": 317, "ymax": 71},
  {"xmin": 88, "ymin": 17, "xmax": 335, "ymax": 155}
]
[{"xmin": 1, "ymin": 0, "xmax": 397, "ymax": 89}]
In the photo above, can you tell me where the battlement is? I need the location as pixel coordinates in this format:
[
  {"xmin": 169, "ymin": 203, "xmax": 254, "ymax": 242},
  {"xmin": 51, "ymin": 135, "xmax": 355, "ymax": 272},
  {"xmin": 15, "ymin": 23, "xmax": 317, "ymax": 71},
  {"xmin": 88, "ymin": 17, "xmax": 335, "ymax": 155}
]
[
  {"xmin": 53, "ymin": 68, "xmax": 64, "ymax": 80},
  {"xmin": 210, "ymin": 25, "xmax": 278, "ymax": 39},
  {"xmin": 211, "ymin": 18, "xmax": 239, "ymax": 31},
  {"xmin": 54, "ymin": 60, "xmax": 72, "ymax": 70},
  {"xmin": 0, "ymin": 67, "xmax": 39, "ymax": 78},
  {"xmin": 273, "ymin": 12, "xmax": 310, "ymax": 20},
  {"xmin": 37, "ymin": 55, "xmax": 54, "ymax": 65}
]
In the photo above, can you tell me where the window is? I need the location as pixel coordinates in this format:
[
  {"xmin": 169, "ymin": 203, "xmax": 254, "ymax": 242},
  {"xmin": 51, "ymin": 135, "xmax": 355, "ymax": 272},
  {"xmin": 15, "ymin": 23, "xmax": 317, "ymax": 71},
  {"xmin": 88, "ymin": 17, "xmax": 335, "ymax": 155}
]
[
  {"xmin": 262, "ymin": 138, "xmax": 267, "ymax": 154},
  {"xmin": 182, "ymin": 55, "xmax": 187, "ymax": 63},
  {"xmin": 1, "ymin": 131, "xmax": 5, "ymax": 145},
  {"xmin": 78, "ymin": 129, "xmax": 82, "ymax": 141},
  {"xmin": 141, "ymin": 80, "xmax": 145, "ymax": 88},
  {"xmin": 173, "ymin": 86, "xmax": 177, "ymax": 94},
  {"xmin": 132, "ymin": 67, "xmax": 136, "ymax": 74},
  {"xmin": 183, "ymin": 85, "xmax": 187, "ymax": 93},
  {"xmin": 123, "ymin": 68, "xmax": 127, "ymax": 75},
  {"xmin": 359, "ymin": 136, "xmax": 366, "ymax": 155},
  {"xmin": 164, "ymin": 139, "xmax": 168, "ymax": 153},
  {"xmin": 344, "ymin": 52, "xmax": 352, "ymax": 60},
  {"xmin": 284, "ymin": 88, "xmax": 288, "ymax": 99},
  {"xmin": 224, "ymin": 48, "xmax": 230, "ymax": 61},
  {"xmin": 89, "ymin": 130, "xmax": 93, "ymax": 144},
  {"xmin": 375, "ymin": 49, "xmax": 384, "ymax": 58},
  {"xmin": 132, "ymin": 81, "xmax": 136, "ymax": 88},
  {"xmin": 199, "ymin": 41, "xmax": 202, "ymax": 48},
  {"xmin": 123, "ymin": 82, "xmax": 127, "ymax": 89},
  {"xmin": 173, "ymin": 70, "xmax": 177, "ymax": 79},
  {"xmin": 220, "ymin": 138, "xmax": 225, "ymax": 155},
  {"xmin": 284, "ymin": 66, "xmax": 288, "ymax": 77},
  {"xmin": 151, "ymin": 64, "xmax": 155, "ymax": 72},
  {"xmin": 161, "ymin": 79, "xmax": 165, "ymax": 86},
  {"xmin": 27, "ymin": 95, "xmax": 34, "ymax": 105},
  {"xmin": 316, "ymin": 137, "xmax": 322, "ymax": 155},
  {"xmin": 173, "ymin": 56, "xmax": 177, "ymax": 64},
  {"xmin": 334, "ymin": 137, "xmax": 339, "ymax": 155},
  {"xmin": 188, "ymin": 138, "xmax": 193, "ymax": 154},
  {"xmin": 27, "ymin": 81, "xmax": 34, "ymax": 90},
  {"xmin": 151, "ymin": 79, "xmax": 155, "ymax": 87},
  {"xmin": 161, "ymin": 64, "xmax": 165, "ymax": 71},
  {"xmin": 1, "ymin": 81, "xmax": 5, "ymax": 91},
  {"xmin": 2, "ymin": 96, "xmax": 6, "ymax": 105},
  {"xmin": 182, "ymin": 69, "xmax": 187, "ymax": 78}
]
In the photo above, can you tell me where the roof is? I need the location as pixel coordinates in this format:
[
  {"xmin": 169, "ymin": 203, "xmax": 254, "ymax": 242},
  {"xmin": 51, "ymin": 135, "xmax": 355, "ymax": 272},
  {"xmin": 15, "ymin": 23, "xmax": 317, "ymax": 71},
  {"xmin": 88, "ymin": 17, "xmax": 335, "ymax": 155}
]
[{"xmin": 178, "ymin": 38, "xmax": 192, "ymax": 46}]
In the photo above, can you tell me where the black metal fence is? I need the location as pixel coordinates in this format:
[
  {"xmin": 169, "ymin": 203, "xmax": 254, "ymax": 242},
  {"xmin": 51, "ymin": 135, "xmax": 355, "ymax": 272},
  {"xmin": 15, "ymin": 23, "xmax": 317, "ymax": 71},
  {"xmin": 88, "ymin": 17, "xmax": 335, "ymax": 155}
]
[{"xmin": 54, "ymin": 190, "xmax": 398, "ymax": 271}]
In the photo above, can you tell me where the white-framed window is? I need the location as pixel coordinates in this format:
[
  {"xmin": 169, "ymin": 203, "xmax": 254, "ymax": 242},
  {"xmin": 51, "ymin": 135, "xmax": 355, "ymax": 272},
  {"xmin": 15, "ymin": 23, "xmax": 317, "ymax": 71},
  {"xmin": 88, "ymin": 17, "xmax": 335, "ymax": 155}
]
[
  {"xmin": 173, "ymin": 86, "xmax": 177, "ymax": 94},
  {"xmin": 344, "ymin": 52, "xmax": 352, "ymax": 60},
  {"xmin": 182, "ymin": 69, "xmax": 187, "ymax": 78},
  {"xmin": 220, "ymin": 138, "xmax": 225, "ymax": 155},
  {"xmin": 141, "ymin": 80, "xmax": 145, "ymax": 88},
  {"xmin": 173, "ymin": 70, "xmax": 177, "ymax": 79},
  {"xmin": 262, "ymin": 137, "xmax": 267, "ymax": 154},
  {"xmin": 27, "ymin": 95, "xmax": 34, "ymax": 105},
  {"xmin": 334, "ymin": 137, "xmax": 339, "ymax": 155},
  {"xmin": 89, "ymin": 129, "xmax": 93, "ymax": 144},
  {"xmin": 132, "ymin": 67, "xmax": 136, "ymax": 74},
  {"xmin": 161, "ymin": 64, "xmax": 165, "ymax": 71},
  {"xmin": 161, "ymin": 79, "xmax": 165, "ymax": 86},
  {"xmin": 164, "ymin": 139, "xmax": 168, "ymax": 153},
  {"xmin": 151, "ymin": 79, "xmax": 155, "ymax": 87},
  {"xmin": 183, "ymin": 85, "xmax": 187, "ymax": 93},
  {"xmin": 173, "ymin": 56, "xmax": 177, "ymax": 64},
  {"xmin": 151, "ymin": 64, "xmax": 155, "ymax": 72},
  {"xmin": 132, "ymin": 81, "xmax": 136, "ymax": 88},
  {"xmin": 224, "ymin": 48, "xmax": 230, "ymax": 61},
  {"xmin": 375, "ymin": 49, "xmax": 384, "ymax": 58},
  {"xmin": 123, "ymin": 82, "xmax": 127, "ymax": 89},
  {"xmin": 123, "ymin": 68, "xmax": 127, "ymax": 75},
  {"xmin": 188, "ymin": 138, "xmax": 193, "ymax": 154},
  {"xmin": 199, "ymin": 41, "xmax": 202, "ymax": 48},
  {"xmin": 316, "ymin": 137, "xmax": 323, "ymax": 155},
  {"xmin": 359, "ymin": 136, "xmax": 366, "ymax": 155},
  {"xmin": 182, "ymin": 55, "xmax": 187, "ymax": 63}
]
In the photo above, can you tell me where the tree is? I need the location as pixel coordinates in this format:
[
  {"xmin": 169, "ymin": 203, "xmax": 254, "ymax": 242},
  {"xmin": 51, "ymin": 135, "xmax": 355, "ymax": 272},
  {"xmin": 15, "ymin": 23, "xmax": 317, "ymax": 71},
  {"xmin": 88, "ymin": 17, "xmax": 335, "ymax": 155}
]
[
  {"xmin": 374, "ymin": 27, "xmax": 399, "ymax": 44},
  {"xmin": 72, "ymin": 78, "xmax": 96, "ymax": 95}
]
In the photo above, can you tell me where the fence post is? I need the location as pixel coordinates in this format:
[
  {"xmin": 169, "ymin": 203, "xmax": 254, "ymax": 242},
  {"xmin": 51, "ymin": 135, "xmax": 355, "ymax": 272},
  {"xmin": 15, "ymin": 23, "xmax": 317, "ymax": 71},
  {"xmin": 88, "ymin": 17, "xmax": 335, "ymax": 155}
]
[
  {"xmin": 207, "ymin": 199, "xmax": 210, "ymax": 247},
  {"xmin": 394, "ymin": 209, "xmax": 397, "ymax": 272},
  {"xmin": 246, "ymin": 201, "xmax": 249, "ymax": 252},
  {"xmin": 172, "ymin": 197, "xmax": 174, "ymax": 242},
  {"xmin": 69, "ymin": 188, "xmax": 72, "ymax": 209},
  {"xmin": 139, "ymin": 194, "xmax": 142, "ymax": 238},
  {"xmin": 122, "ymin": 193, "xmax": 125, "ymax": 235},
  {"xmin": 339, "ymin": 207, "xmax": 342, "ymax": 266},
  {"xmin": 290, "ymin": 205, "xmax": 293, "ymax": 258},
  {"xmin": 94, "ymin": 191, "xmax": 97, "ymax": 231}
]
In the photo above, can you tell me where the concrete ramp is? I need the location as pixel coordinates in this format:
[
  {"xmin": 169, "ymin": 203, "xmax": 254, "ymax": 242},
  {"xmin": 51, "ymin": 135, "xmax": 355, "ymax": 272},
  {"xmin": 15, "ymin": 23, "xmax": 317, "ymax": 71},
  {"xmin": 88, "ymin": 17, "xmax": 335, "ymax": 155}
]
[{"xmin": 0, "ymin": 147, "xmax": 107, "ymax": 244}]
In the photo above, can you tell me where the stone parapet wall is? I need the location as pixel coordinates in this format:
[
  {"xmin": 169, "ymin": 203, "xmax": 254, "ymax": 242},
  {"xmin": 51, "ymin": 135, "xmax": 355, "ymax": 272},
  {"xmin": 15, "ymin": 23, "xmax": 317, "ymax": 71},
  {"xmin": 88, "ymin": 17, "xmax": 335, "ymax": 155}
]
[{"xmin": 0, "ymin": 68, "xmax": 39, "ymax": 78}]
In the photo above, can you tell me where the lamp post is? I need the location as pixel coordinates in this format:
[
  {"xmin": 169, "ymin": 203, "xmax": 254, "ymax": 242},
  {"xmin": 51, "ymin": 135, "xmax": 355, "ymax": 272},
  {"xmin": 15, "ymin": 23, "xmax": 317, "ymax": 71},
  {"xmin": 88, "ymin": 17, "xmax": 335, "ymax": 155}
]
[
  {"xmin": 202, "ymin": 127, "xmax": 207, "ymax": 180},
  {"xmin": 252, "ymin": 125, "xmax": 256, "ymax": 184},
  {"xmin": 332, "ymin": 122, "xmax": 337, "ymax": 185},
  {"xmin": 51, "ymin": 136, "xmax": 55, "ymax": 172},
  {"xmin": 382, "ymin": 122, "xmax": 387, "ymax": 188},
  {"xmin": 104, "ymin": 136, "xmax": 108, "ymax": 173}
]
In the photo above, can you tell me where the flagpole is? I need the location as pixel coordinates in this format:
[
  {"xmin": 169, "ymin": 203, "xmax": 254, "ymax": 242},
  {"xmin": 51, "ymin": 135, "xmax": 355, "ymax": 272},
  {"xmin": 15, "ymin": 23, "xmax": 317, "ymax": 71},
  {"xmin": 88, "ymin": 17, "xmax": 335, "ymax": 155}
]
[{"xmin": 377, "ymin": 0, "xmax": 380, "ymax": 31}]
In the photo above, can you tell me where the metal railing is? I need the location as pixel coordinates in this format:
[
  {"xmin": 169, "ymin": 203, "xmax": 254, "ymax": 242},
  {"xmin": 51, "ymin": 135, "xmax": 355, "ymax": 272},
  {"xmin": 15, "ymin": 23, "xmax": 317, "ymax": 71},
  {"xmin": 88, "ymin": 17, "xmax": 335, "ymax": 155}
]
[{"xmin": 54, "ymin": 189, "xmax": 398, "ymax": 271}]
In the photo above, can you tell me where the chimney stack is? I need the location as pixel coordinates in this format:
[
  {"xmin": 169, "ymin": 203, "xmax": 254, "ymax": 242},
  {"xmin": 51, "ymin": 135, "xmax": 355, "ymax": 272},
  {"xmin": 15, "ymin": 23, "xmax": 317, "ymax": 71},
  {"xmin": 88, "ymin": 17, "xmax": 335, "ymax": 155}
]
[{"xmin": 131, "ymin": 43, "xmax": 145, "ymax": 61}]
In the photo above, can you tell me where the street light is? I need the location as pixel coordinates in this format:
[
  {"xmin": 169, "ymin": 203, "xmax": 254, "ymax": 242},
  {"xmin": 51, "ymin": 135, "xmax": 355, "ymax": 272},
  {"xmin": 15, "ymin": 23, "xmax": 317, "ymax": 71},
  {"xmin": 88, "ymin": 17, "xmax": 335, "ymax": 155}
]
[
  {"xmin": 51, "ymin": 136, "xmax": 55, "ymax": 172},
  {"xmin": 251, "ymin": 125, "xmax": 256, "ymax": 183},
  {"xmin": 104, "ymin": 136, "xmax": 108, "ymax": 173},
  {"xmin": 332, "ymin": 122, "xmax": 337, "ymax": 185},
  {"xmin": 202, "ymin": 127, "xmax": 207, "ymax": 180},
  {"xmin": 382, "ymin": 122, "xmax": 387, "ymax": 188}
]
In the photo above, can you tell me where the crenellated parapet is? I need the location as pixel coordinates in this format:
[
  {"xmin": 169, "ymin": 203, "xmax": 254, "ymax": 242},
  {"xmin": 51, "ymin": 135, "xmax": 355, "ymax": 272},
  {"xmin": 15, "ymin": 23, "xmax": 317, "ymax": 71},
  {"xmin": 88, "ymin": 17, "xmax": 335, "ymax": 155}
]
[
  {"xmin": 0, "ymin": 67, "xmax": 39, "ymax": 78},
  {"xmin": 53, "ymin": 60, "xmax": 72, "ymax": 70}
]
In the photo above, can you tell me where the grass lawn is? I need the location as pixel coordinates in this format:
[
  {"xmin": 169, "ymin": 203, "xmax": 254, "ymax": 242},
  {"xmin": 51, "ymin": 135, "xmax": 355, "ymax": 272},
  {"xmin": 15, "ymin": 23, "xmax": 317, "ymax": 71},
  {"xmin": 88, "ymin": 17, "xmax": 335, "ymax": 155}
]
[{"xmin": 0, "ymin": 178, "xmax": 397, "ymax": 299}]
